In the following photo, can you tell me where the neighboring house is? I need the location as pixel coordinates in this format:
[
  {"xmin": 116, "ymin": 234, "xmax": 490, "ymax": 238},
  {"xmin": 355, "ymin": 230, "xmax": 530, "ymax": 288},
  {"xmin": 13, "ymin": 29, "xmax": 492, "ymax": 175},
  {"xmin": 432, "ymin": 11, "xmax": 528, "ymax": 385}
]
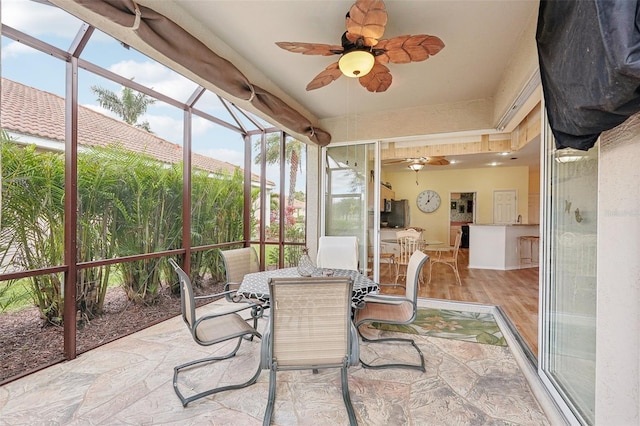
[
  {"xmin": 287, "ymin": 198, "xmax": 305, "ymax": 220},
  {"xmin": 0, "ymin": 78, "xmax": 275, "ymax": 233},
  {"xmin": 0, "ymin": 78, "xmax": 273, "ymax": 189}
]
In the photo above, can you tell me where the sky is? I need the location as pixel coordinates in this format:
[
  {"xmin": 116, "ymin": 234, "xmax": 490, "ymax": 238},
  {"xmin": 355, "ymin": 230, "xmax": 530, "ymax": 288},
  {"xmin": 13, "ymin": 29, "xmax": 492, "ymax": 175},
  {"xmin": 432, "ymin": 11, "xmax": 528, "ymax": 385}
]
[{"xmin": 1, "ymin": 0, "xmax": 303, "ymax": 191}]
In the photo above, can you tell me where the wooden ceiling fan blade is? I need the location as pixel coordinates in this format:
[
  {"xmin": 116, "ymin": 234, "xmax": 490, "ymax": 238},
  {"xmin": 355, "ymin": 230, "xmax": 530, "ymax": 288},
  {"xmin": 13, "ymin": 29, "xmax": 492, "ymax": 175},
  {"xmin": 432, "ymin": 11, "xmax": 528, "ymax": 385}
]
[
  {"xmin": 383, "ymin": 158, "xmax": 409, "ymax": 165},
  {"xmin": 276, "ymin": 41, "xmax": 343, "ymax": 56},
  {"xmin": 376, "ymin": 34, "xmax": 445, "ymax": 64},
  {"xmin": 359, "ymin": 63, "xmax": 392, "ymax": 92},
  {"xmin": 426, "ymin": 156, "xmax": 450, "ymax": 165},
  {"xmin": 345, "ymin": 0, "xmax": 388, "ymax": 47},
  {"xmin": 306, "ymin": 62, "xmax": 343, "ymax": 91}
]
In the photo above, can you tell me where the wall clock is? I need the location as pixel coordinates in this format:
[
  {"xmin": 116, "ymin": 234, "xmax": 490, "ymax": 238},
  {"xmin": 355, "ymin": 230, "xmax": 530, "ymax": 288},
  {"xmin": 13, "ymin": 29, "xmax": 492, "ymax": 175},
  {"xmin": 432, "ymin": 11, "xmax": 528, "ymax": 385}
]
[{"xmin": 417, "ymin": 190, "xmax": 441, "ymax": 213}]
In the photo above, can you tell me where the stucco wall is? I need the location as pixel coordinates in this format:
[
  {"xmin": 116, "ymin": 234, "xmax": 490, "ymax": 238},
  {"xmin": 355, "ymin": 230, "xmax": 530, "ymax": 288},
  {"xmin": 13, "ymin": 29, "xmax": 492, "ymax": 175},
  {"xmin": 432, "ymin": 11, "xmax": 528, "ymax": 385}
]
[{"xmin": 595, "ymin": 114, "xmax": 640, "ymax": 424}]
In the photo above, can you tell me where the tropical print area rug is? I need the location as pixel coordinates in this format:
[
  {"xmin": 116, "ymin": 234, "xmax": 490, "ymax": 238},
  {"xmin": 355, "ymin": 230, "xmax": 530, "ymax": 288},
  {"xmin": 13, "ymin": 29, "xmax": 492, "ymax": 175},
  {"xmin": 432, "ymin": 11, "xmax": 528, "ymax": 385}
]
[{"xmin": 370, "ymin": 308, "xmax": 507, "ymax": 346}]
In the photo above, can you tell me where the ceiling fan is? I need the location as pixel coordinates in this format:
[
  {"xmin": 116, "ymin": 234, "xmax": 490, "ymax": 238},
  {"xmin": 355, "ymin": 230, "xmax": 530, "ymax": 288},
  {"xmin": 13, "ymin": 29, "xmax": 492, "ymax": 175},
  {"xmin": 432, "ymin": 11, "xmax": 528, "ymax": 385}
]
[
  {"xmin": 275, "ymin": 0, "xmax": 444, "ymax": 93},
  {"xmin": 384, "ymin": 156, "xmax": 451, "ymax": 169}
]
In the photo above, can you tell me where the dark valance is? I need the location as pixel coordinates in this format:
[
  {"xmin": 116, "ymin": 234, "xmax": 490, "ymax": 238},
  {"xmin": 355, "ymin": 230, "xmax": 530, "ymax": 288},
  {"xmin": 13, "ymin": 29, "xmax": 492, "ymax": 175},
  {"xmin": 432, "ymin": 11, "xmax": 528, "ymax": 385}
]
[
  {"xmin": 537, "ymin": 0, "xmax": 640, "ymax": 150},
  {"xmin": 72, "ymin": 0, "xmax": 331, "ymax": 146}
]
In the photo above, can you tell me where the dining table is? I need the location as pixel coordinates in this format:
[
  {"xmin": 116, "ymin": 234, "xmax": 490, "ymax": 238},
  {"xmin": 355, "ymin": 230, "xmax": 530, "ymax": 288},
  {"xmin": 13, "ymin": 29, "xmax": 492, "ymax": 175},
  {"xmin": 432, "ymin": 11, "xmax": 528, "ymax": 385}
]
[{"xmin": 237, "ymin": 267, "xmax": 380, "ymax": 309}]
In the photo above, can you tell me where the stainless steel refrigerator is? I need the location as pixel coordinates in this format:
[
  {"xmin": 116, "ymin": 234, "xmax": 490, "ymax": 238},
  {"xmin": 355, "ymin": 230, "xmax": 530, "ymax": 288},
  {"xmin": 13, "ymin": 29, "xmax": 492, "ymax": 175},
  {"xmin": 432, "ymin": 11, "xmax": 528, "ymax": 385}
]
[{"xmin": 387, "ymin": 199, "xmax": 410, "ymax": 228}]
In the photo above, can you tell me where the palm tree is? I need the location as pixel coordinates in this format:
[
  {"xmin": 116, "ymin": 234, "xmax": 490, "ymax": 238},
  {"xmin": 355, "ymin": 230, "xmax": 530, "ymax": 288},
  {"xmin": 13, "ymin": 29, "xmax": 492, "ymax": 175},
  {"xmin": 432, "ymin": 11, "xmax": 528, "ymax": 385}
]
[
  {"xmin": 254, "ymin": 133, "xmax": 303, "ymax": 207},
  {"xmin": 91, "ymin": 82, "xmax": 155, "ymax": 132}
]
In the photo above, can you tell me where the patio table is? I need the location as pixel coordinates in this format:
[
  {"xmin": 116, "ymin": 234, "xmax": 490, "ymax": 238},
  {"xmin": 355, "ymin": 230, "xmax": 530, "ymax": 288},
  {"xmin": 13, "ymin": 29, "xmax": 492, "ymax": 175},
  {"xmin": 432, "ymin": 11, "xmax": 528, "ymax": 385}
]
[{"xmin": 237, "ymin": 267, "xmax": 379, "ymax": 309}]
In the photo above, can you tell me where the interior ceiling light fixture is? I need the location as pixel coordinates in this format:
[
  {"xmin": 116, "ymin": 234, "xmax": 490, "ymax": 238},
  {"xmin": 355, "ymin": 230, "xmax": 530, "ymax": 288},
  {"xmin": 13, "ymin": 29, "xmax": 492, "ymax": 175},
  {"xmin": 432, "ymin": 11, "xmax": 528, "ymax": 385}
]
[
  {"xmin": 408, "ymin": 161, "xmax": 424, "ymax": 185},
  {"xmin": 339, "ymin": 50, "xmax": 375, "ymax": 77},
  {"xmin": 385, "ymin": 156, "xmax": 450, "ymax": 167},
  {"xmin": 408, "ymin": 162, "xmax": 424, "ymax": 171}
]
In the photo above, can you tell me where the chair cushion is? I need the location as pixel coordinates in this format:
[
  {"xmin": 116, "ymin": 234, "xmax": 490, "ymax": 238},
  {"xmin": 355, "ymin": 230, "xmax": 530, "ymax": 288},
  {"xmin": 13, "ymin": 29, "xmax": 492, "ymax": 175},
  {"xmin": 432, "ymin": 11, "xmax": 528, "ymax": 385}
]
[{"xmin": 355, "ymin": 299, "xmax": 414, "ymax": 324}]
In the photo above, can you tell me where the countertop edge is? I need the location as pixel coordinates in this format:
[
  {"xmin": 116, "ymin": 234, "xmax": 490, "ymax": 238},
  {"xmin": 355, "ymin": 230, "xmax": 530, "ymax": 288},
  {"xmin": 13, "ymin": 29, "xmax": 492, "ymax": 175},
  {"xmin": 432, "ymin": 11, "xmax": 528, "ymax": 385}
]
[{"xmin": 469, "ymin": 223, "xmax": 539, "ymax": 227}]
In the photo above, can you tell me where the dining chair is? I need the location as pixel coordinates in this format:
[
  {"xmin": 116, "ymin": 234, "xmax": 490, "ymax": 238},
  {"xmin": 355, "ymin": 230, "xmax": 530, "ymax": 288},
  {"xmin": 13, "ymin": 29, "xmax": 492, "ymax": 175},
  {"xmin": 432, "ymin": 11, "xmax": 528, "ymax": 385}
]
[
  {"xmin": 261, "ymin": 276, "xmax": 359, "ymax": 426},
  {"xmin": 354, "ymin": 250, "xmax": 429, "ymax": 372},
  {"xmin": 396, "ymin": 228, "xmax": 422, "ymax": 240},
  {"xmin": 221, "ymin": 246, "xmax": 260, "ymax": 301},
  {"xmin": 167, "ymin": 258, "xmax": 262, "ymax": 407},
  {"xmin": 427, "ymin": 230, "xmax": 462, "ymax": 286},
  {"xmin": 395, "ymin": 229, "xmax": 422, "ymax": 284},
  {"xmin": 316, "ymin": 235, "xmax": 359, "ymax": 270}
]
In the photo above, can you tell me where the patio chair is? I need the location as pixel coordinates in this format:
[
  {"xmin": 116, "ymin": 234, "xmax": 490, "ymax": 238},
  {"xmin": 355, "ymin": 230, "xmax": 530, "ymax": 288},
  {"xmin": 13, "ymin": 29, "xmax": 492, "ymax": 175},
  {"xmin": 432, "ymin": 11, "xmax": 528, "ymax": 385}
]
[
  {"xmin": 221, "ymin": 246, "xmax": 260, "ymax": 301},
  {"xmin": 261, "ymin": 276, "xmax": 359, "ymax": 426},
  {"xmin": 354, "ymin": 250, "xmax": 429, "ymax": 372},
  {"xmin": 168, "ymin": 258, "xmax": 262, "ymax": 407},
  {"xmin": 316, "ymin": 235, "xmax": 359, "ymax": 270}
]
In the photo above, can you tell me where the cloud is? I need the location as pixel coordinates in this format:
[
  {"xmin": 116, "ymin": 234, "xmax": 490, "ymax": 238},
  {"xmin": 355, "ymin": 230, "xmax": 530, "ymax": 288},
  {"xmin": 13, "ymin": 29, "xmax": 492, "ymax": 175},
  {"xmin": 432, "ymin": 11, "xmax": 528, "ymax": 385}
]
[
  {"xmin": 144, "ymin": 114, "xmax": 183, "ymax": 144},
  {"xmin": 107, "ymin": 60, "xmax": 198, "ymax": 100},
  {"xmin": 82, "ymin": 102, "xmax": 181, "ymax": 144},
  {"xmin": 205, "ymin": 148, "xmax": 244, "ymax": 167},
  {"xmin": 1, "ymin": 41, "xmax": 35, "ymax": 59},
  {"xmin": 2, "ymin": 0, "xmax": 83, "ymax": 38},
  {"xmin": 192, "ymin": 116, "xmax": 214, "ymax": 137}
]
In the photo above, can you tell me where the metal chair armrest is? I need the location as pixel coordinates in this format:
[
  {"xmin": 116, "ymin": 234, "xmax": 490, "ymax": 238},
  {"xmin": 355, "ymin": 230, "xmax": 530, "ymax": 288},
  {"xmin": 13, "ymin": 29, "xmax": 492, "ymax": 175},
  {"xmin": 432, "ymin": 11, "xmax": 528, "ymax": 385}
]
[
  {"xmin": 197, "ymin": 299, "xmax": 260, "ymax": 323},
  {"xmin": 194, "ymin": 289, "xmax": 238, "ymax": 300}
]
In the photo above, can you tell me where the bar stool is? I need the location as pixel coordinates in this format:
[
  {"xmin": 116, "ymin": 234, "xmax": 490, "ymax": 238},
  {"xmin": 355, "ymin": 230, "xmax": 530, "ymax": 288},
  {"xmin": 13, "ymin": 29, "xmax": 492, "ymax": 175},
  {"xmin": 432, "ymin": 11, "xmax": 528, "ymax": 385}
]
[{"xmin": 518, "ymin": 236, "xmax": 539, "ymax": 267}]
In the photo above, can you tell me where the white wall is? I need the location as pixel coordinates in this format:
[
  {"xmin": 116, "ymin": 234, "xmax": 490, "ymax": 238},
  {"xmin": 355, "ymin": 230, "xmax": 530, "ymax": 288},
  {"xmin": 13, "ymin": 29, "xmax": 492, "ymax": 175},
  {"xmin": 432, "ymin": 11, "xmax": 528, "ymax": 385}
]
[
  {"xmin": 381, "ymin": 166, "xmax": 531, "ymax": 244},
  {"xmin": 595, "ymin": 114, "xmax": 640, "ymax": 424}
]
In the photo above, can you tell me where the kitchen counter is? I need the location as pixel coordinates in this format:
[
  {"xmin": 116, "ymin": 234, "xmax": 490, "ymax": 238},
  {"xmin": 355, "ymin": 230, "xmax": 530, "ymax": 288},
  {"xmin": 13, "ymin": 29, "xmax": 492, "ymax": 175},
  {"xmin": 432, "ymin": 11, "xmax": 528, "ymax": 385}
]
[
  {"xmin": 468, "ymin": 223, "xmax": 539, "ymax": 270},
  {"xmin": 380, "ymin": 226, "xmax": 424, "ymax": 231},
  {"xmin": 473, "ymin": 223, "xmax": 540, "ymax": 226}
]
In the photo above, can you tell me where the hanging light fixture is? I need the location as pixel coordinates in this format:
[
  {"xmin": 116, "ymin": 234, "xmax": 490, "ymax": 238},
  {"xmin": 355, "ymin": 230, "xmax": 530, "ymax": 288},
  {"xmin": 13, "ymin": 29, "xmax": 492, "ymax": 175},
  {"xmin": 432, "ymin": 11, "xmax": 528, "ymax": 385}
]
[
  {"xmin": 339, "ymin": 50, "xmax": 375, "ymax": 78},
  {"xmin": 408, "ymin": 161, "xmax": 424, "ymax": 185}
]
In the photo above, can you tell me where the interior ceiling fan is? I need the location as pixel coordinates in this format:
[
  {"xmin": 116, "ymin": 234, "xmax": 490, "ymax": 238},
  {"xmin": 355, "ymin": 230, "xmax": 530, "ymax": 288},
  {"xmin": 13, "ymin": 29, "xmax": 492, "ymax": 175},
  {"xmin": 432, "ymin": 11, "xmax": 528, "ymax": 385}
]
[
  {"xmin": 275, "ymin": 0, "xmax": 444, "ymax": 93},
  {"xmin": 384, "ymin": 156, "xmax": 451, "ymax": 168}
]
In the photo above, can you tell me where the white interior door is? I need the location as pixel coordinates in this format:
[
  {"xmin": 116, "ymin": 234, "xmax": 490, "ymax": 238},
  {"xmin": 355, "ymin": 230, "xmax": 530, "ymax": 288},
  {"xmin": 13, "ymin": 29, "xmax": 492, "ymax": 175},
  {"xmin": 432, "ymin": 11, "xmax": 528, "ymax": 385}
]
[{"xmin": 493, "ymin": 190, "xmax": 517, "ymax": 223}]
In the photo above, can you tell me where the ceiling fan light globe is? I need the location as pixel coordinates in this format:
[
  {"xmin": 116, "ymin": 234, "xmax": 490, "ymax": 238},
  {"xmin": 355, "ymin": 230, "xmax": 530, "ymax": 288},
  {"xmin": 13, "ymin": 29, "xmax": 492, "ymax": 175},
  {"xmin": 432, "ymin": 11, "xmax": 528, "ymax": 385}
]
[
  {"xmin": 339, "ymin": 50, "xmax": 375, "ymax": 78},
  {"xmin": 408, "ymin": 162, "xmax": 424, "ymax": 171}
]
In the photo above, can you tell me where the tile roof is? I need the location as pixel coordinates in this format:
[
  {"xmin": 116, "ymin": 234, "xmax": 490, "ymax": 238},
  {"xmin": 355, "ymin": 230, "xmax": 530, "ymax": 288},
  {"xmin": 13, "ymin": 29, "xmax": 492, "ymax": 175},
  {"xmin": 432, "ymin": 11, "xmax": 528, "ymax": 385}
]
[{"xmin": 1, "ymin": 78, "xmax": 264, "ymax": 183}]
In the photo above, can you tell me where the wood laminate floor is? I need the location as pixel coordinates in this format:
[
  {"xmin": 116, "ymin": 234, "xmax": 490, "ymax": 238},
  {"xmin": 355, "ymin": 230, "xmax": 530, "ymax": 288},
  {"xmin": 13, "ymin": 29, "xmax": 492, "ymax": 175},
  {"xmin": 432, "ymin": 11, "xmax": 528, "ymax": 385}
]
[{"xmin": 376, "ymin": 248, "xmax": 539, "ymax": 355}]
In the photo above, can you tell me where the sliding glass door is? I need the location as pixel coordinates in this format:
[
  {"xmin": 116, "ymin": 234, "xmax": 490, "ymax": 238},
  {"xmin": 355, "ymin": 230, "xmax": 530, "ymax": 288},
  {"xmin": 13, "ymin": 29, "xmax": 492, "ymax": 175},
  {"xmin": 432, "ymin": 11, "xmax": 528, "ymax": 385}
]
[
  {"xmin": 323, "ymin": 143, "xmax": 377, "ymax": 275},
  {"xmin": 541, "ymin": 119, "xmax": 598, "ymax": 424}
]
